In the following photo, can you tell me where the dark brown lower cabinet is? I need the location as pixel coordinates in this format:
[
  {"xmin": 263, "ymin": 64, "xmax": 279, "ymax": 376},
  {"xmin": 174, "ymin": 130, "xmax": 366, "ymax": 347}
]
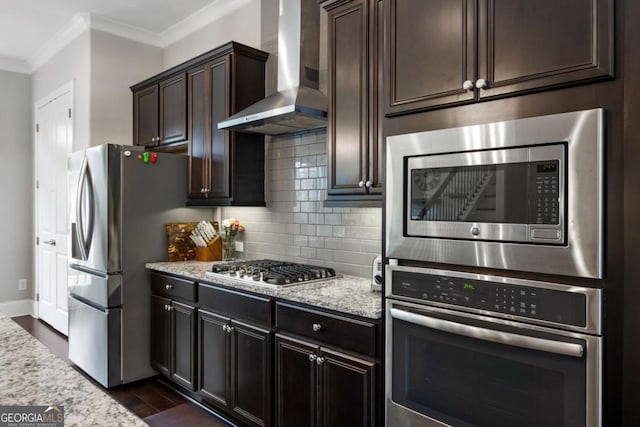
[
  {"xmin": 150, "ymin": 295, "xmax": 197, "ymax": 390},
  {"xmin": 275, "ymin": 335, "xmax": 375, "ymax": 427},
  {"xmin": 198, "ymin": 308, "xmax": 273, "ymax": 427}
]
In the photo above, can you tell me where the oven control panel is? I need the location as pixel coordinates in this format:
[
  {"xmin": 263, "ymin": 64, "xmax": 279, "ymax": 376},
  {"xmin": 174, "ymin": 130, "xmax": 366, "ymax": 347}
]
[{"xmin": 392, "ymin": 270, "xmax": 587, "ymax": 328}]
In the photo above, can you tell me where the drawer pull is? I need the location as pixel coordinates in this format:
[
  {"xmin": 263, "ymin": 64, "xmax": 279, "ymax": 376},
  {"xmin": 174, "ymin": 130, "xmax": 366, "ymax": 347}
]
[
  {"xmin": 312, "ymin": 323, "xmax": 322, "ymax": 332},
  {"xmin": 165, "ymin": 284, "xmax": 174, "ymax": 290},
  {"xmin": 309, "ymin": 354, "xmax": 317, "ymax": 363}
]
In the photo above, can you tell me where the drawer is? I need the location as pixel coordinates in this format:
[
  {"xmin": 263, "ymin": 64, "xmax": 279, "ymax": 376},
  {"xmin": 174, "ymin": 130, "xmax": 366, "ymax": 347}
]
[
  {"xmin": 198, "ymin": 283, "xmax": 272, "ymax": 327},
  {"xmin": 150, "ymin": 272, "xmax": 197, "ymax": 302},
  {"xmin": 276, "ymin": 302, "xmax": 377, "ymax": 357}
]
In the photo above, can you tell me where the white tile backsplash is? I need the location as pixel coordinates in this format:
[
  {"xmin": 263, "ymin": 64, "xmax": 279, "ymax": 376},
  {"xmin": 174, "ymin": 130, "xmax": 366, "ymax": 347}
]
[{"xmin": 222, "ymin": 129, "xmax": 382, "ymax": 278}]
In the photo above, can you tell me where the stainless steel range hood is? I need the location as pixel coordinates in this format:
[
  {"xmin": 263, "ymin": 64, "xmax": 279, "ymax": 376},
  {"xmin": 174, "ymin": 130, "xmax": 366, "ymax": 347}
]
[{"xmin": 218, "ymin": 0, "xmax": 327, "ymax": 135}]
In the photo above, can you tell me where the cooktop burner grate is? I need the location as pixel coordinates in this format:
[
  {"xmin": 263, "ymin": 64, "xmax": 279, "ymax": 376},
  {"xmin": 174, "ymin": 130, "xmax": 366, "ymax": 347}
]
[{"xmin": 205, "ymin": 259, "xmax": 338, "ymax": 287}]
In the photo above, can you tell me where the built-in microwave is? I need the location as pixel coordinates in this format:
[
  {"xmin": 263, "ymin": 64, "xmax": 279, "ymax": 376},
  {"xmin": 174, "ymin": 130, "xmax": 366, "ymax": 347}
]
[{"xmin": 386, "ymin": 109, "xmax": 604, "ymax": 279}]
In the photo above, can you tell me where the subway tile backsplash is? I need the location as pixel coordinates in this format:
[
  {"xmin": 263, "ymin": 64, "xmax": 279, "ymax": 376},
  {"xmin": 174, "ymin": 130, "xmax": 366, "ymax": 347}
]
[{"xmin": 222, "ymin": 129, "xmax": 382, "ymax": 278}]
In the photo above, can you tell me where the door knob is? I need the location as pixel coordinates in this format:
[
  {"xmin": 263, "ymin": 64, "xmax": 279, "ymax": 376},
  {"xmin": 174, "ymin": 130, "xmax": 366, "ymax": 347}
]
[{"xmin": 43, "ymin": 239, "xmax": 56, "ymax": 246}]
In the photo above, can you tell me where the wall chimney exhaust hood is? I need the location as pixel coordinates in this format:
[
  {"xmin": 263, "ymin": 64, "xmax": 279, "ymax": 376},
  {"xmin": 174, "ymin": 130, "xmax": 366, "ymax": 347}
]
[{"xmin": 218, "ymin": 0, "xmax": 327, "ymax": 135}]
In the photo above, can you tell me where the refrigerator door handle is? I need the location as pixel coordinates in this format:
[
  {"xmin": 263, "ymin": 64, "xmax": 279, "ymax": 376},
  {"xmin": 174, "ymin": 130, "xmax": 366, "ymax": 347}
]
[{"xmin": 76, "ymin": 156, "xmax": 94, "ymax": 260}]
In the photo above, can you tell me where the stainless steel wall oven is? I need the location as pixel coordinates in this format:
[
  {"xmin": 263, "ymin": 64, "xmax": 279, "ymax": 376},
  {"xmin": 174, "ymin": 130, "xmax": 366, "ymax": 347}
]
[
  {"xmin": 386, "ymin": 109, "xmax": 604, "ymax": 278},
  {"xmin": 385, "ymin": 265, "xmax": 603, "ymax": 427}
]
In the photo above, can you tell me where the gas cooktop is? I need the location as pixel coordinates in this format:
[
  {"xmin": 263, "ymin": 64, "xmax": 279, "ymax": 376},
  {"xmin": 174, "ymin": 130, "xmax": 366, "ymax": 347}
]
[{"xmin": 205, "ymin": 259, "xmax": 338, "ymax": 287}]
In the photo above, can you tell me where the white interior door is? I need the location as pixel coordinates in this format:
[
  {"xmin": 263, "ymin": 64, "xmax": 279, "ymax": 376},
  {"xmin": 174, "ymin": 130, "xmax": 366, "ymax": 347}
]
[{"xmin": 36, "ymin": 83, "xmax": 73, "ymax": 335}]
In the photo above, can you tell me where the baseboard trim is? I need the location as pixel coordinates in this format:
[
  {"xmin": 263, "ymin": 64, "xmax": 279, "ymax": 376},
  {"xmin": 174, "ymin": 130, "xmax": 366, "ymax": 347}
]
[{"xmin": 0, "ymin": 299, "xmax": 36, "ymax": 317}]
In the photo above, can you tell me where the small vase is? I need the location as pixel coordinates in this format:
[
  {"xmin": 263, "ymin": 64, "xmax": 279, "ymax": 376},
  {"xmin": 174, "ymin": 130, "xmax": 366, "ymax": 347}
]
[{"xmin": 222, "ymin": 237, "xmax": 236, "ymax": 261}]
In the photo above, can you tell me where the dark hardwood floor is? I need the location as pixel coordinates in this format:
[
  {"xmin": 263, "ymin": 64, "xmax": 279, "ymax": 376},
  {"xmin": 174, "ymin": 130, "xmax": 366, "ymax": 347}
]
[{"xmin": 11, "ymin": 315, "xmax": 234, "ymax": 427}]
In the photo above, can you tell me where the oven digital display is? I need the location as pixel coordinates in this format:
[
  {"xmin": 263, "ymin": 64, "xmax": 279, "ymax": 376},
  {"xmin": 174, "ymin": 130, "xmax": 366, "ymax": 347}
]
[{"xmin": 392, "ymin": 270, "xmax": 587, "ymax": 327}]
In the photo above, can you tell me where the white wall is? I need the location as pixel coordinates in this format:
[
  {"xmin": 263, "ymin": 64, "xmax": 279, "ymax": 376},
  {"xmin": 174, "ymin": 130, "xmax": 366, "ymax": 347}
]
[
  {"xmin": 31, "ymin": 31, "xmax": 90, "ymax": 152},
  {"xmin": 0, "ymin": 70, "xmax": 33, "ymax": 302},
  {"xmin": 163, "ymin": 0, "xmax": 262, "ymax": 69},
  {"xmin": 90, "ymin": 29, "xmax": 163, "ymax": 147}
]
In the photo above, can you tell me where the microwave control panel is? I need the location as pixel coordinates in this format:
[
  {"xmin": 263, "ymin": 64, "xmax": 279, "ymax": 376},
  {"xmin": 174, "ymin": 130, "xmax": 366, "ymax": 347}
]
[
  {"xmin": 392, "ymin": 270, "xmax": 586, "ymax": 328},
  {"xmin": 530, "ymin": 161, "xmax": 560, "ymax": 225}
]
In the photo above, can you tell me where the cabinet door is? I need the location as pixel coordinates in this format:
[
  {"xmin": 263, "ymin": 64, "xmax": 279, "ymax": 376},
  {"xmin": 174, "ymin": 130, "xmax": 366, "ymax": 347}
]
[
  {"xmin": 133, "ymin": 85, "xmax": 158, "ymax": 146},
  {"xmin": 477, "ymin": 0, "xmax": 613, "ymax": 99},
  {"xmin": 326, "ymin": 0, "xmax": 368, "ymax": 198},
  {"xmin": 188, "ymin": 65, "xmax": 210, "ymax": 198},
  {"xmin": 384, "ymin": 0, "xmax": 476, "ymax": 115},
  {"xmin": 209, "ymin": 56, "xmax": 231, "ymax": 199},
  {"xmin": 159, "ymin": 73, "xmax": 187, "ymax": 145},
  {"xmin": 275, "ymin": 335, "xmax": 318, "ymax": 427},
  {"xmin": 319, "ymin": 348, "xmax": 376, "ymax": 427},
  {"xmin": 231, "ymin": 321, "xmax": 273, "ymax": 427},
  {"xmin": 198, "ymin": 309, "xmax": 231, "ymax": 408},
  {"xmin": 150, "ymin": 295, "xmax": 171, "ymax": 376},
  {"xmin": 171, "ymin": 300, "xmax": 197, "ymax": 390}
]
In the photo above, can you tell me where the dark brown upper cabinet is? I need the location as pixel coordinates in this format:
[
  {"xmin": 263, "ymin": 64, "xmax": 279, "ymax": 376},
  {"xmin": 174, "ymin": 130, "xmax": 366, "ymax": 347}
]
[
  {"xmin": 323, "ymin": 0, "xmax": 384, "ymax": 207},
  {"xmin": 186, "ymin": 43, "xmax": 268, "ymax": 207},
  {"xmin": 132, "ymin": 42, "xmax": 268, "ymax": 205},
  {"xmin": 132, "ymin": 73, "xmax": 187, "ymax": 149},
  {"xmin": 385, "ymin": 0, "xmax": 614, "ymax": 116}
]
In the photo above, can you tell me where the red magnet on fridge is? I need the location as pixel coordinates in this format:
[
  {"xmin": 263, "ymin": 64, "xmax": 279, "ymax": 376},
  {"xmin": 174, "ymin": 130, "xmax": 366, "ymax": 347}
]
[{"xmin": 150, "ymin": 152, "xmax": 158, "ymax": 164}]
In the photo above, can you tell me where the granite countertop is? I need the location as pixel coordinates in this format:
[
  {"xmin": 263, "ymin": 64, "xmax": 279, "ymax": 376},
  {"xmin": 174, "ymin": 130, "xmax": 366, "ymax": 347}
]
[
  {"xmin": 0, "ymin": 313, "xmax": 146, "ymax": 427},
  {"xmin": 146, "ymin": 261, "xmax": 383, "ymax": 319}
]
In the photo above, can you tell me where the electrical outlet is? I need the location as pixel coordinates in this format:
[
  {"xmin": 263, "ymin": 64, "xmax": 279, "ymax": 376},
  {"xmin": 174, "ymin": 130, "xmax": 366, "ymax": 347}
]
[
  {"xmin": 235, "ymin": 241, "xmax": 244, "ymax": 252},
  {"xmin": 18, "ymin": 279, "xmax": 27, "ymax": 291}
]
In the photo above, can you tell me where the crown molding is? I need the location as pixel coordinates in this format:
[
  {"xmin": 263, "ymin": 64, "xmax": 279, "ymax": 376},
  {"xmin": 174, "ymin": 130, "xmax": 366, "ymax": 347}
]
[
  {"xmin": 18, "ymin": 1, "xmax": 254, "ymax": 74},
  {"xmin": 28, "ymin": 13, "xmax": 89, "ymax": 72},
  {"xmin": 88, "ymin": 14, "xmax": 164, "ymax": 47},
  {"xmin": 160, "ymin": 0, "xmax": 254, "ymax": 47},
  {"xmin": 0, "ymin": 55, "xmax": 30, "ymax": 74}
]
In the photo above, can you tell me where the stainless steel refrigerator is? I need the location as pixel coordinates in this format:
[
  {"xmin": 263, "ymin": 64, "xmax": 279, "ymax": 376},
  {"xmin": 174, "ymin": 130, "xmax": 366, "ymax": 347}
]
[{"xmin": 67, "ymin": 144, "xmax": 200, "ymax": 388}]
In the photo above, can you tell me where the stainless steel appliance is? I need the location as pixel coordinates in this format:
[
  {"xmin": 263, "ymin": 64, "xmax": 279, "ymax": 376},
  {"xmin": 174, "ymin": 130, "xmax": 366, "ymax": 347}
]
[
  {"xmin": 386, "ymin": 108, "xmax": 604, "ymax": 278},
  {"xmin": 217, "ymin": 0, "xmax": 327, "ymax": 135},
  {"xmin": 205, "ymin": 259, "xmax": 337, "ymax": 287},
  {"xmin": 67, "ymin": 144, "xmax": 199, "ymax": 388},
  {"xmin": 386, "ymin": 265, "xmax": 603, "ymax": 427}
]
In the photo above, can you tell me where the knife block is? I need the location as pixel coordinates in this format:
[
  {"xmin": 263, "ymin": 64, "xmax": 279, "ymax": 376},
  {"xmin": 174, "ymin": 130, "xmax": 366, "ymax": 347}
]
[{"xmin": 195, "ymin": 236, "xmax": 222, "ymax": 261}]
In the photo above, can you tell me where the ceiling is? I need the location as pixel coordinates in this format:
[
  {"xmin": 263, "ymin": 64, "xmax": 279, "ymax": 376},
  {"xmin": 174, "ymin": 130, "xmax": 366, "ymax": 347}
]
[{"xmin": 0, "ymin": 0, "xmax": 231, "ymax": 71}]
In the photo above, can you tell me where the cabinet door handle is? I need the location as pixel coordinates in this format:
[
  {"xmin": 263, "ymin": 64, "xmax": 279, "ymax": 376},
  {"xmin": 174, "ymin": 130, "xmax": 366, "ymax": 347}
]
[
  {"xmin": 365, "ymin": 180, "xmax": 372, "ymax": 188},
  {"xmin": 316, "ymin": 356, "xmax": 325, "ymax": 366},
  {"xmin": 312, "ymin": 323, "xmax": 322, "ymax": 332},
  {"xmin": 227, "ymin": 326, "xmax": 234, "ymax": 333},
  {"xmin": 309, "ymin": 353, "xmax": 317, "ymax": 363},
  {"xmin": 164, "ymin": 304, "xmax": 169, "ymax": 311},
  {"xmin": 462, "ymin": 80, "xmax": 475, "ymax": 91},
  {"xmin": 475, "ymin": 78, "xmax": 488, "ymax": 89},
  {"xmin": 358, "ymin": 180, "xmax": 365, "ymax": 188},
  {"xmin": 165, "ymin": 284, "xmax": 174, "ymax": 290},
  {"xmin": 222, "ymin": 325, "xmax": 229, "ymax": 332}
]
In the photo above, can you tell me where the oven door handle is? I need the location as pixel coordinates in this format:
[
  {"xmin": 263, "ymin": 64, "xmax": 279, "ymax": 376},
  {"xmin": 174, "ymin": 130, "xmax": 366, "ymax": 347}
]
[{"xmin": 390, "ymin": 307, "xmax": 584, "ymax": 358}]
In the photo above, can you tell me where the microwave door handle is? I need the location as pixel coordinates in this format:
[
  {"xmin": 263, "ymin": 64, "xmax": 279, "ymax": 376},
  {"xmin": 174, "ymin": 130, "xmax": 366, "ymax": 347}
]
[{"xmin": 390, "ymin": 307, "xmax": 584, "ymax": 358}]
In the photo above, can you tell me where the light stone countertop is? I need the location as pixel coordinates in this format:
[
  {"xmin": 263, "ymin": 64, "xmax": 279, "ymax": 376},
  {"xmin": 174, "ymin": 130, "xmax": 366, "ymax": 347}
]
[
  {"xmin": 146, "ymin": 261, "xmax": 383, "ymax": 319},
  {"xmin": 0, "ymin": 313, "xmax": 146, "ymax": 427}
]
